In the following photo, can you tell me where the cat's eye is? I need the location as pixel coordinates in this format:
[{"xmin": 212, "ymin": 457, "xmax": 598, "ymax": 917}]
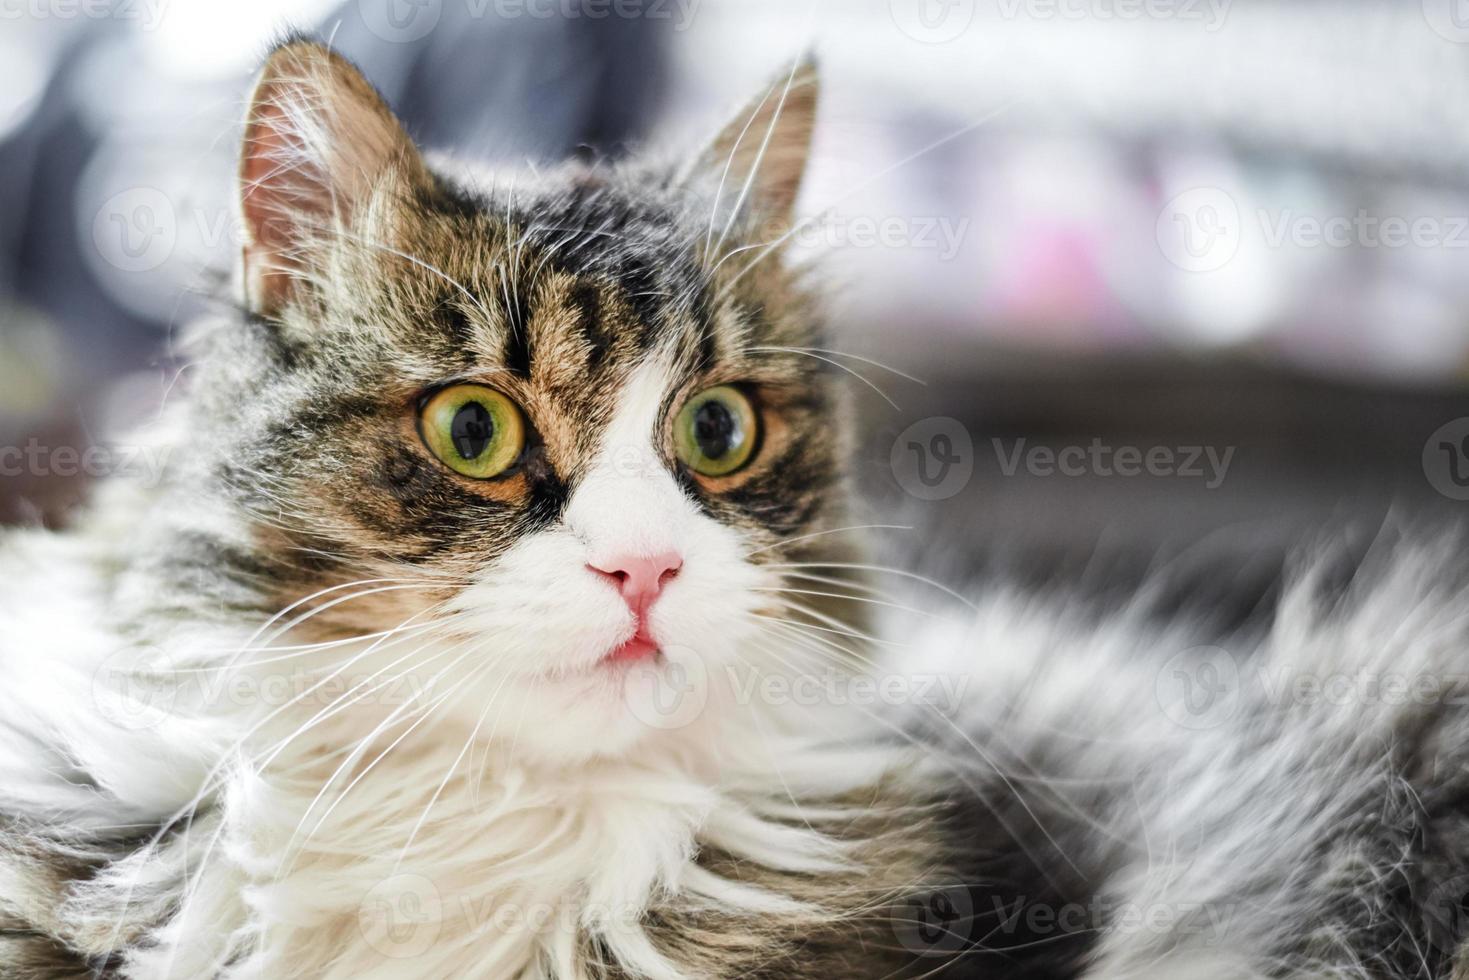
[
  {"xmin": 419, "ymin": 385, "xmax": 526, "ymax": 479},
  {"xmin": 674, "ymin": 386, "xmax": 759, "ymax": 477}
]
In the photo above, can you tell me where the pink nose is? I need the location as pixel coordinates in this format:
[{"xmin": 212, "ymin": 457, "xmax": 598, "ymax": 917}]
[{"xmin": 587, "ymin": 550, "xmax": 683, "ymax": 617}]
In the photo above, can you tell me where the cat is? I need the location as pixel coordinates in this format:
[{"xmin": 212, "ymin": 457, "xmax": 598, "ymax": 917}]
[{"xmin": 5, "ymin": 35, "xmax": 1469, "ymax": 980}]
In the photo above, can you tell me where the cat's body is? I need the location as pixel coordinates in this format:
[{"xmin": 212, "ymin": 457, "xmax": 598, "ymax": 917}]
[{"xmin": 4, "ymin": 38, "xmax": 1469, "ymax": 980}]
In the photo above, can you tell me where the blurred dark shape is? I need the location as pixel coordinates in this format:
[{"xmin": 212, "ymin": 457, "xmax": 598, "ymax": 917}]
[
  {"xmin": 328, "ymin": 0, "xmax": 670, "ymax": 163},
  {"xmin": 0, "ymin": 38, "xmax": 157, "ymax": 410}
]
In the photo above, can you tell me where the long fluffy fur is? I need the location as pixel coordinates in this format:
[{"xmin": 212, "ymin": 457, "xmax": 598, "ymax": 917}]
[{"xmin": 6, "ymin": 39, "xmax": 1469, "ymax": 980}]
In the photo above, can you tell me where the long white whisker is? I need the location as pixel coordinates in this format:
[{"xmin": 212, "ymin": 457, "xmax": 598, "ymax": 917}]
[
  {"xmin": 745, "ymin": 346, "xmax": 899, "ymax": 409},
  {"xmin": 754, "ymin": 586, "xmax": 937, "ymax": 619},
  {"xmin": 392, "ymin": 665, "xmax": 517, "ymax": 871},
  {"xmin": 767, "ymin": 562, "xmax": 978, "ymax": 610},
  {"xmin": 746, "ymin": 523, "xmax": 911, "ymax": 558},
  {"xmin": 279, "ymin": 646, "xmax": 494, "ymax": 876}
]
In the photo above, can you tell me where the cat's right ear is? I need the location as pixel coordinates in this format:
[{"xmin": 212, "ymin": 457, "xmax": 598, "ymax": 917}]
[
  {"xmin": 238, "ymin": 40, "xmax": 426, "ymax": 317},
  {"xmin": 687, "ymin": 56, "xmax": 819, "ymax": 238}
]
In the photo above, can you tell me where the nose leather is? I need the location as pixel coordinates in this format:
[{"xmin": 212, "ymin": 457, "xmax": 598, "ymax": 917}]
[{"xmin": 587, "ymin": 551, "xmax": 683, "ymax": 618}]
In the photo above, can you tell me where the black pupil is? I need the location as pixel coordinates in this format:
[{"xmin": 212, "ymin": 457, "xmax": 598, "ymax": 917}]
[
  {"xmin": 693, "ymin": 399, "xmax": 740, "ymax": 460},
  {"xmin": 451, "ymin": 402, "xmax": 494, "ymax": 460}
]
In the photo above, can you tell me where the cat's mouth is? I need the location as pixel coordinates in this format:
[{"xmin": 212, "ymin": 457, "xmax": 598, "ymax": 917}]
[
  {"xmin": 605, "ymin": 630, "xmax": 661, "ymax": 665},
  {"xmin": 599, "ymin": 593, "xmax": 668, "ymax": 665}
]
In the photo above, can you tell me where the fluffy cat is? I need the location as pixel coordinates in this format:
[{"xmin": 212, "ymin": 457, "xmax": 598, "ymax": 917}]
[{"xmin": 4, "ymin": 37, "xmax": 1469, "ymax": 980}]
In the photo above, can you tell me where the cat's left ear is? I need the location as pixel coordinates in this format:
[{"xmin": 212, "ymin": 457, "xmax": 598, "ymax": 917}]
[
  {"xmin": 688, "ymin": 56, "xmax": 819, "ymax": 235},
  {"xmin": 238, "ymin": 39, "xmax": 428, "ymax": 317}
]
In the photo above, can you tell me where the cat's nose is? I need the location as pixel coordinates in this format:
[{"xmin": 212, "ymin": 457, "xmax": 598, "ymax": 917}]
[{"xmin": 587, "ymin": 551, "xmax": 683, "ymax": 616}]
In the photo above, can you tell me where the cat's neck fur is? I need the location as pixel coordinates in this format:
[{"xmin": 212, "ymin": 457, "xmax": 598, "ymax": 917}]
[{"xmin": 0, "ymin": 476, "xmax": 915, "ymax": 979}]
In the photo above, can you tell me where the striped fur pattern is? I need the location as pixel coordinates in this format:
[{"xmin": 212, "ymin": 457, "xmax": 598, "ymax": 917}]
[{"xmin": 6, "ymin": 37, "xmax": 1469, "ymax": 980}]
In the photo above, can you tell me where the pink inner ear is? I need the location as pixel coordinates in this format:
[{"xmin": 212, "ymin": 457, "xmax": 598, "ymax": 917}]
[
  {"xmin": 240, "ymin": 97, "xmax": 325, "ymax": 313},
  {"xmin": 236, "ymin": 44, "xmax": 424, "ymax": 316},
  {"xmin": 243, "ymin": 100, "xmax": 302, "ymax": 253}
]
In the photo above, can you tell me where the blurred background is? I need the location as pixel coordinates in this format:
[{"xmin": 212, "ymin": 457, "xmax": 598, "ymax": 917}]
[{"xmin": 4, "ymin": 0, "xmax": 1469, "ymax": 611}]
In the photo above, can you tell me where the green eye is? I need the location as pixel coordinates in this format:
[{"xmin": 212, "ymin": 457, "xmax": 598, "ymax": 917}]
[
  {"xmin": 674, "ymin": 385, "xmax": 759, "ymax": 477},
  {"xmin": 419, "ymin": 385, "xmax": 526, "ymax": 479}
]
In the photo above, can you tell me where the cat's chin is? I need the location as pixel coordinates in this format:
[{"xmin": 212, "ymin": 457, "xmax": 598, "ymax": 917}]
[{"xmin": 442, "ymin": 651, "xmax": 723, "ymax": 764}]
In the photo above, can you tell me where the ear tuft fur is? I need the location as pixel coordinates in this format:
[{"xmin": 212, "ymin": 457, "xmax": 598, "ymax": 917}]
[
  {"xmin": 692, "ymin": 55, "xmax": 820, "ymax": 237},
  {"xmin": 238, "ymin": 40, "xmax": 425, "ymax": 317}
]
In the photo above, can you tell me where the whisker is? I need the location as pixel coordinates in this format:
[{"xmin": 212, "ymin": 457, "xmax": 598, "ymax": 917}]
[
  {"xmin": 782, "ymin": 346, "xmax": 927, "ymax": 386},
  {"xmin": 779, "ymin": 571, "xmax": 893, "ymax": 597},
  {"xmin": 233, "ymin": 577, "xmax": 442, "ymax": 661},
  {"xmin": 767, "ymin": 562, "xmax": 978, "ymax": 610},
  {"xmin": 745, "ymin": 523, "xmax": 911, "ymax": 558},
  {"xmin": 252, "ymin": 614, "xmax": 466, "ymax": 770},
  {"xmin": 744, "ymin": 345, "xmax": 899, "ymax": 410},
  {"xmin": 248, "ymin": 582, "xmax": 453, "ymax": 660},
  {"xmin": 754, "ymin": 613, "xmax": 898, "ymax": 649},
  {"xmin": 279, "ymin": 647, "xmax": 495, "ymax": 876},
  {"xmin": 759, "ymin": 596, "xmax": 899, "ymax": 647},
  {"xmin": 754, "ymin": 586, "xmax": 937, "ymax": 619},
  {"xmin": 392, "ymin": 665, "xmax": 517, "ymax": 870}
]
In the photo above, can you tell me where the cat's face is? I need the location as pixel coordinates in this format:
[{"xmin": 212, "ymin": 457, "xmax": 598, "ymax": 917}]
[{"xmin": 194, "ymin": 42, "xmax": 856, "ymax": 759}]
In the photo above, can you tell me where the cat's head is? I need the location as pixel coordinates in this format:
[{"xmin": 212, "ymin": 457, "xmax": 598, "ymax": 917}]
[{"xmin": 189, "ymin": 40, "xmax": 860, "ymax": 760}]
